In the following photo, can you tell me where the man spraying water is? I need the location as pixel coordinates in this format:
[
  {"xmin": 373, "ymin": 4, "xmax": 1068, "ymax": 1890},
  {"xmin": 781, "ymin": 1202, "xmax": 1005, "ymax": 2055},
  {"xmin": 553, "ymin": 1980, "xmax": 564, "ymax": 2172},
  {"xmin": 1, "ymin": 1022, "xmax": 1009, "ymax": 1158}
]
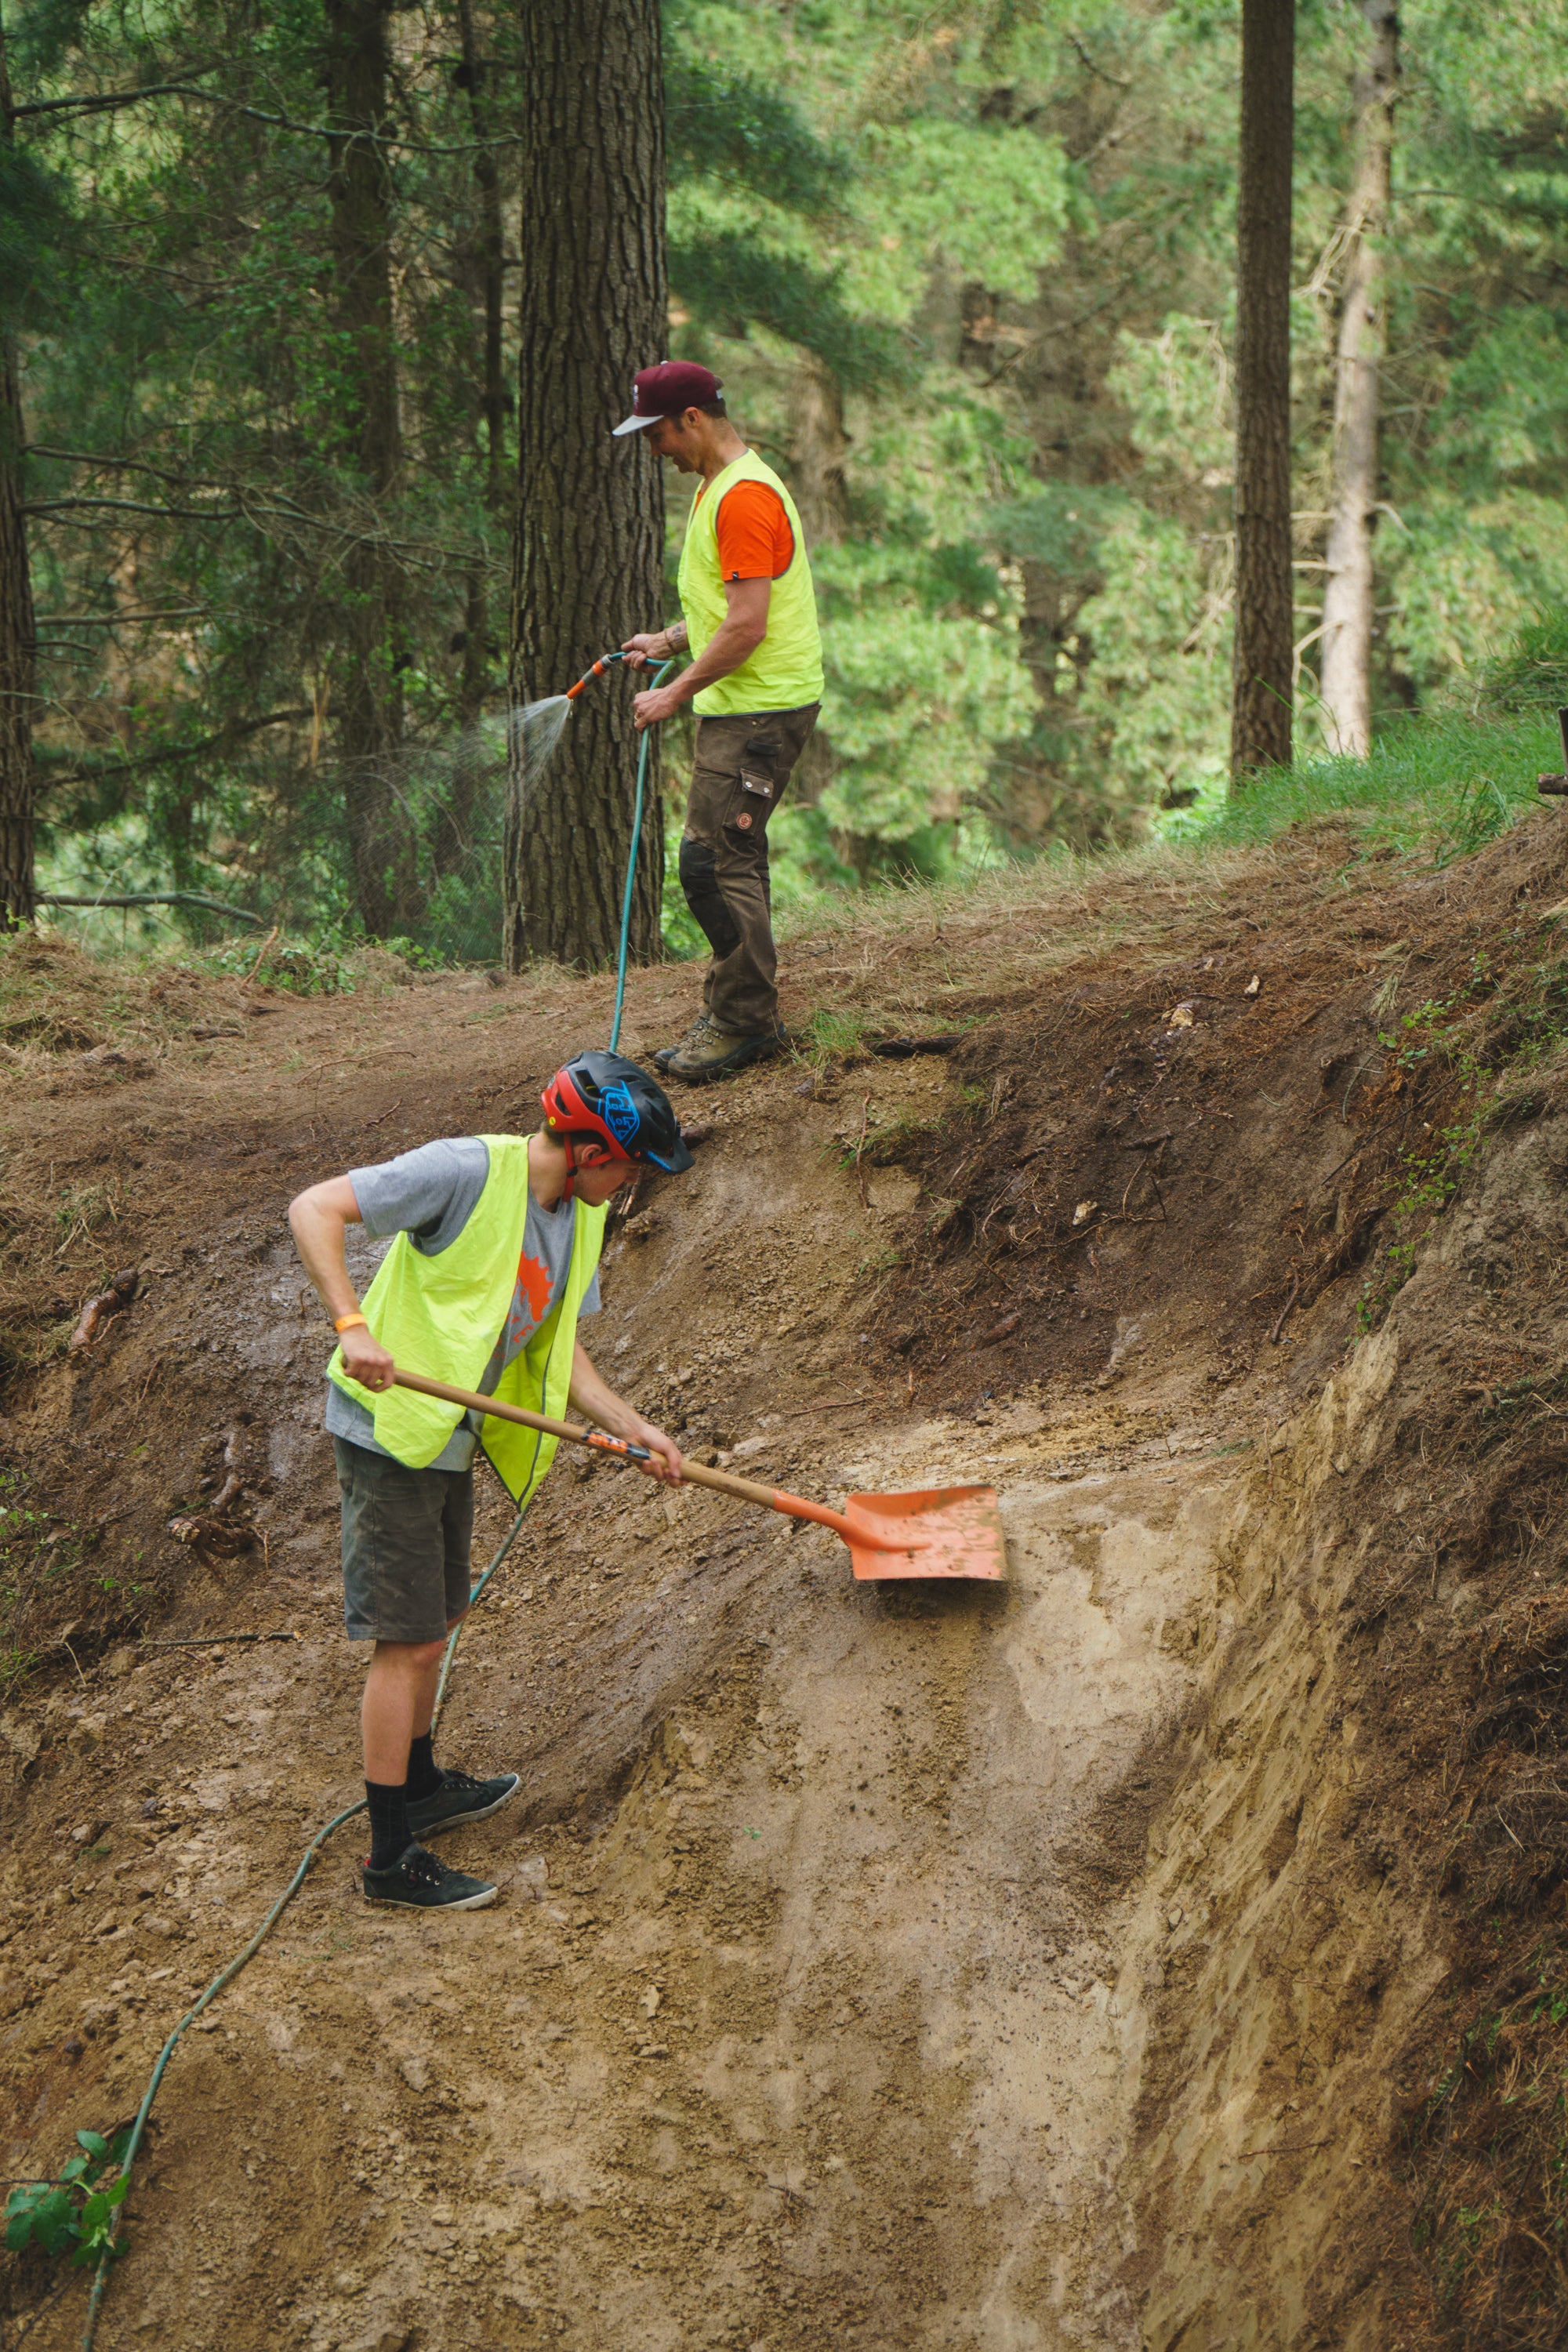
[{"xmin": 615, "ymin": 361, "xmax": 824, "ymax": 1086}]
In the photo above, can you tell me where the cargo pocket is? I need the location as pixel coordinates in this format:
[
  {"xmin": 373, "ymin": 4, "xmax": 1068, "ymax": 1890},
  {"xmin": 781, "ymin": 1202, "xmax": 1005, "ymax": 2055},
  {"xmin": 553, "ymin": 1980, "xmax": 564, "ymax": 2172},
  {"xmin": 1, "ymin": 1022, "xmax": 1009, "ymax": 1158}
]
[{"xmin": 728, "ymin": 729, "xmax": 782, "ymax": 838}]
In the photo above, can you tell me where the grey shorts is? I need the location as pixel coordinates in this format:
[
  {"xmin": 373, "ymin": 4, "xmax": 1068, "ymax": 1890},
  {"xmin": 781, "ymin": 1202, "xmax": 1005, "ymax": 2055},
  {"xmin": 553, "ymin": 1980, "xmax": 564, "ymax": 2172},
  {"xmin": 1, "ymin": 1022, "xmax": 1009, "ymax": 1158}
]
[{"xmin": 334, "ymin": 1438, "xmax": 474, "ymax": 1645}]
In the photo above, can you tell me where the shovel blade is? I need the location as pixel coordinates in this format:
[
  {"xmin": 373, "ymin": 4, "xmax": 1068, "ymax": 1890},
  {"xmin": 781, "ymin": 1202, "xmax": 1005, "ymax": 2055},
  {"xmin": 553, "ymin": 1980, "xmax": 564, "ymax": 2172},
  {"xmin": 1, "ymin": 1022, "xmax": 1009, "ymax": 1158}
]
[{"xmin": 844, "ymin": 1485, "xmax": 1005, "ymax": 1581}]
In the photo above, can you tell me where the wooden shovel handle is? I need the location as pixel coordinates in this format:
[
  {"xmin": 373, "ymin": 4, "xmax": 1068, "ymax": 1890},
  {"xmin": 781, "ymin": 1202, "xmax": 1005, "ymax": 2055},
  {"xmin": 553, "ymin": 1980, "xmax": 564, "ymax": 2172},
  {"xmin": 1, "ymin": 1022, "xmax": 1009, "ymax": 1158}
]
[
  {"xmin": 675, "ymin": 1459, "xmax": 875, "ymax": 1542},
  {"xmin": 390, "ymin": 1368, "xmax": 916, "ymax": 1550},
  {"xmin": 393, "ymin": 1368, "xmax": 635, "ymax": 1459}
]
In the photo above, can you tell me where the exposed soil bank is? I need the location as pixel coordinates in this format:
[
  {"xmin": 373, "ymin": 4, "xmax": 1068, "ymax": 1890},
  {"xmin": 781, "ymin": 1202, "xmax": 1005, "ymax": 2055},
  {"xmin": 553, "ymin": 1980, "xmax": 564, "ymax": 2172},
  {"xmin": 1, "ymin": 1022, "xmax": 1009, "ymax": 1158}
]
[{"xmin": 3, "ymin": 821, "xmax": 1568, "ymax": 2348}]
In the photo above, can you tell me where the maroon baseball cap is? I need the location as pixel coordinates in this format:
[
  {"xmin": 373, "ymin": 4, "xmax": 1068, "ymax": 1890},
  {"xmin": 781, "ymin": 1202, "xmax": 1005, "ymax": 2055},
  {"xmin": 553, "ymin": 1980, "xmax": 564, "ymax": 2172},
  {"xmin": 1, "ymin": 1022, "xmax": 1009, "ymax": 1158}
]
[{"xmin": 612, "ymin": 361, "xmax": 724, "ymax": 437}]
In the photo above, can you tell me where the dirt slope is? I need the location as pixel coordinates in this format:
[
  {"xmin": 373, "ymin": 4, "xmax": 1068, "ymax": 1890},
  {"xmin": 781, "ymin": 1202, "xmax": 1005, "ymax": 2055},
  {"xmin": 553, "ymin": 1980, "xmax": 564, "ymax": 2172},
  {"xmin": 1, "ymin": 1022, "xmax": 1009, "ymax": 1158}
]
[{"xmin": 3, "ymin": 818, "xmax": 1568, "ymax": 2349}]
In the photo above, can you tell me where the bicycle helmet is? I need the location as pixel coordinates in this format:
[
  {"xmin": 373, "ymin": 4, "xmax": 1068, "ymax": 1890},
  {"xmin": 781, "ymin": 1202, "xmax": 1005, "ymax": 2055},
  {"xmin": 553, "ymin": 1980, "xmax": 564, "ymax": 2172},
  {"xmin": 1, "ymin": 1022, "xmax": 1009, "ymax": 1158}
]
[{"xmin": 541, "ymin": 1051, "xmax": 695, "ymax": 1190}]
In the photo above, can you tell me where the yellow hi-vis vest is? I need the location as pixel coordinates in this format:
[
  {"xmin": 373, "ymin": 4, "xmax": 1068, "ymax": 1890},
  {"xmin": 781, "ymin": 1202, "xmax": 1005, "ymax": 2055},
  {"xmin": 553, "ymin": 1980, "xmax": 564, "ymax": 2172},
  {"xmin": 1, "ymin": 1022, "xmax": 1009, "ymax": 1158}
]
[
  {"xmin": 326, "ymin": 1133, "xmax": 606, "ymax": 1506},
  {"xmin": 676, "ymin": 449, "xmax": 824, "ymax": 717}
]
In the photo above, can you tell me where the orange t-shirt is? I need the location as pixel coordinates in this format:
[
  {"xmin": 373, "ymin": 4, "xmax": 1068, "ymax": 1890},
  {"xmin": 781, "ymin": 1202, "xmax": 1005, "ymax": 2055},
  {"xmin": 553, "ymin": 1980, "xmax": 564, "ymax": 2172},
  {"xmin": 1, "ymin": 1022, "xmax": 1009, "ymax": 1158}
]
[{"xmin": 710, "ymin": 479, "xmax": 796, "ymax": 582}]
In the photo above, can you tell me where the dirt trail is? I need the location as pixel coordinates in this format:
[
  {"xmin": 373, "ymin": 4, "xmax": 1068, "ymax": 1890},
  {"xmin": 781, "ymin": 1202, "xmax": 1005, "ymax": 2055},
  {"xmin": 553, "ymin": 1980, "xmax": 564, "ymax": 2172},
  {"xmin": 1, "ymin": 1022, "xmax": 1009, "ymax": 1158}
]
[{"xmin": 6, "ymin": 820, "xmax": 1568, "ymax": 2347}]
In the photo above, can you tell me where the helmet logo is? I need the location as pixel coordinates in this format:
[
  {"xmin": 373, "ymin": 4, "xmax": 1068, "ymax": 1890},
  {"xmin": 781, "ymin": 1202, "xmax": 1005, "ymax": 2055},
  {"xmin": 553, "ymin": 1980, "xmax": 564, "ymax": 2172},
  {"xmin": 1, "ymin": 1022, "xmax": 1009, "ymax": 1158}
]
[{"xmin": 598, "ymin": 1080, "xmax": 641, "ymax": 1149}]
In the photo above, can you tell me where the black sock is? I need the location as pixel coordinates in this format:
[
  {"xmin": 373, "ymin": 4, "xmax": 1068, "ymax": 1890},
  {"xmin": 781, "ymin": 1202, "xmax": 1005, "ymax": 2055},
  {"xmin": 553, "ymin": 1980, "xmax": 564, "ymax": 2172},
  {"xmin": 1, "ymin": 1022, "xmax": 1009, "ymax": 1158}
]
[
  {"xmin": 365, "ymin": 1780, "xmax": 411, "ymax": 1871},
  {"xmin": 405, "ymin": 1733, "xmax": 441, "ymax": 1802}
]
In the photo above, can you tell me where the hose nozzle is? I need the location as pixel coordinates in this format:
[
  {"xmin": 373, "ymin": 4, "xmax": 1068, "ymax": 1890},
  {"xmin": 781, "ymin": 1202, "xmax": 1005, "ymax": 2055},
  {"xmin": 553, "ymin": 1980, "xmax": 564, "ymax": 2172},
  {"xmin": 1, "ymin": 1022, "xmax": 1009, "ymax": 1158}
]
[{"xmin": 564, "ymin": 650, "xmax": 626, "ymax": 702}]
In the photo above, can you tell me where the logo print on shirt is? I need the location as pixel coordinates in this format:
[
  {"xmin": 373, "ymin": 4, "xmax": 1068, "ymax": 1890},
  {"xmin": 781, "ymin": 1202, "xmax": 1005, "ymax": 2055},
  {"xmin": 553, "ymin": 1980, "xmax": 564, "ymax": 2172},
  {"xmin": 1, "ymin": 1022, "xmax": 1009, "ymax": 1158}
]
[{"xmin": 516, "ymin": 1250, "xmax": 552, "ymax": 1327}]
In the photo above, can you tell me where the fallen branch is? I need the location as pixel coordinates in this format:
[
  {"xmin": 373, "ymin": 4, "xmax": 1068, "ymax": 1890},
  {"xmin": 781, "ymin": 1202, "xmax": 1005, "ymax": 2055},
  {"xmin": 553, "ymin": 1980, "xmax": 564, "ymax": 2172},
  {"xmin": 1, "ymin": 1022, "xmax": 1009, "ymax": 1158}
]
[
  {"xmin": 41, "ymin": 891, "xmax": 261, "ymax": 927},
  {"xmin": 775, "ymin": 1391, "xmax": 887, "ymax": 1419},
  {"xmin": 140, "ymin": 1632, "xmax": 297, "ymax": 1649},
  {"xmin": 69, "ymin": 1269, "xmax": 140, "ymax": 1352},
  {"xmin": 1269, "ymin": 1277, "xmax": 1302, "ymax": 1347},
  {"xmin": 242, "ymin": 922, "xmax": 281, "ymax": 982}
]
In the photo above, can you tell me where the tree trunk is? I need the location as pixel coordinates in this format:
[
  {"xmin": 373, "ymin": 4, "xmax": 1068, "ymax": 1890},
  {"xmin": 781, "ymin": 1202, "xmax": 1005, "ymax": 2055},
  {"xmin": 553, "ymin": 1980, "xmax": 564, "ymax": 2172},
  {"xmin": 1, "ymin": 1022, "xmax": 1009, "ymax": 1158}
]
[
  {"xmin": 0, "ymin": 24, "xmax": 36, "ymax": 928},
  {"xmin": 504, "ymin": 0, "xmax": 666, "ymax": 975},
  {"xmin": 791, "ymin": 354, "xmax": 849, "ymax": 546},
  {"xmin": 1230, "ymin": 0, "xmax": 1296, "ymax": 782},
  {"xmin": 324, "ymin": 0, "xmax": 416, "ymax": 936},
  {"xmin": 1319, "ymin": 0, "xmax": 1398, "ymax": 759},
  {"xmin": 441, "ymin": 0, "xmax": 508, "ymax": 877},
  {"xmin": 789, "ymin": 352, "xmax": 846, "ymax": 811}
]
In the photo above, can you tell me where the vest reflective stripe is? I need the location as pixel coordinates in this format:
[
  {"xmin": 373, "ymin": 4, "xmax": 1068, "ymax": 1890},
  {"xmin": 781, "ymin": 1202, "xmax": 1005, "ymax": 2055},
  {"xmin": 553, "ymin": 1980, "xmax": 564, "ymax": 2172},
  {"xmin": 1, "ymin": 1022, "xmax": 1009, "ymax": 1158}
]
[
  {"xmin": 676, "ymin": 450, "xmax": 824, "ymax": 717},
  {"xmin": 326, "ymin": 1133, "xmax": 606, "ymax": 1507}
]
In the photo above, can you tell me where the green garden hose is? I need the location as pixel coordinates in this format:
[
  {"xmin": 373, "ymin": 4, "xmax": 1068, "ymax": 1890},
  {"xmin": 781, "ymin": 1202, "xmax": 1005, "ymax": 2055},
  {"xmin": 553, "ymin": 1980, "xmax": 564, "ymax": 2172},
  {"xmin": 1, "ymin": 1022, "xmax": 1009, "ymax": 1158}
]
[
  {"xmin": 82, "ymin": 648, "xmax": 671, "ymax": 2347},
  {"xmin": 609, "ymin": 657, "xmax": 673, "ymax": 1054},
  {"xmin": 80, "ymin": 1504, "xmax": 527, "ymax": 2350}
]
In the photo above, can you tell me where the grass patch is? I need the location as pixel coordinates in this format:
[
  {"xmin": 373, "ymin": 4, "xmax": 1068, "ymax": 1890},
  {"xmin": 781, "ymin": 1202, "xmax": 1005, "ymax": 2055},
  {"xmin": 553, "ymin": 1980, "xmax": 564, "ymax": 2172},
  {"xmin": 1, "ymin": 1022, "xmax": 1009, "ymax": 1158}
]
[
  {"xmin": 1162, "ymin": 708, "xmax": 1561, "ymax": 861},
  {"xmin": 799, "ymin": 1005, "xmax": 877, "ymax": 1063}
]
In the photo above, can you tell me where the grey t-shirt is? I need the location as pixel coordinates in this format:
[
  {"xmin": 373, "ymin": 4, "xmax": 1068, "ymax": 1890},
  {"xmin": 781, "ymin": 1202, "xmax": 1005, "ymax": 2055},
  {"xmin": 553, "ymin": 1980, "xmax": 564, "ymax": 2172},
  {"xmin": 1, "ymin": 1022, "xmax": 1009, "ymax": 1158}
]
[{"xmin": 324, "ymin": 1138, "xmax": 600, "ymax": 1473}]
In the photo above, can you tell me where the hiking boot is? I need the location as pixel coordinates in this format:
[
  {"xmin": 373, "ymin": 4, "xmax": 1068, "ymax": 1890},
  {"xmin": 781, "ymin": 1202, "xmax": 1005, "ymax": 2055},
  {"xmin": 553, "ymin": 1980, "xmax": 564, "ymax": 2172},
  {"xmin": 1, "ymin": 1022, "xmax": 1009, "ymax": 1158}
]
[
  {"xmin": 653, "ymin": 1011, "xmax": 712, "ymax": 1073},
  {"xmin": 362, "ymin": 1843, "xmax": 497, "ymax": 1911},
  {"xmin": 664, "ymin": 1022, "xmax": 788, "ymax": 1085},
  {"xmin": 406, "ymin": 1766, "xmax": 521, "ymax": 1840}
]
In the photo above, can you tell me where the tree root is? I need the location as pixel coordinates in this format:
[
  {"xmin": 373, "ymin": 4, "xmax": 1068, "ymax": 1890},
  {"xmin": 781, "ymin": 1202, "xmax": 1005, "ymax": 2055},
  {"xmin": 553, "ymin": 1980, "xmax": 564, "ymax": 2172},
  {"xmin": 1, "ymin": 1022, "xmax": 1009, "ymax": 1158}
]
[
  {"xmin": 68, "ymin": 1269, "xmax": 140, "ymax": 1352},
  {"xmin": 167, "ymin": 1426, "xmax": 252, "ymax": 1556}
]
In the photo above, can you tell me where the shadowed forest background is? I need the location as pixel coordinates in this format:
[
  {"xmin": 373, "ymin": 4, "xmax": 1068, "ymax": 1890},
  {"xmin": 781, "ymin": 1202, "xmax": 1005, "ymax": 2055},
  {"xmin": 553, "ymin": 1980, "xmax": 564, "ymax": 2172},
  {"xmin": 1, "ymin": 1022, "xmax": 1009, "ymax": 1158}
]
[{"xmin": 6, "ymin": 0, "xmax": 1568, "ymax": 965}]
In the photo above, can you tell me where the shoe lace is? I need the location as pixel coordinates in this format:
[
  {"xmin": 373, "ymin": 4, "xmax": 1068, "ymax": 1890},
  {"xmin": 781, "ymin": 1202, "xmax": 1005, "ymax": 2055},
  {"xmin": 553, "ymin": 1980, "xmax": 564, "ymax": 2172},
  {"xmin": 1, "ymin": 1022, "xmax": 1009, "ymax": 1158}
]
[
  {"xmin": 433, "ymin": 1766, "xmax": 486, "ymax": 1794},
  {"xmin": 403, "ymin": 1849, "xmax": 447, "ymax": 1889}
]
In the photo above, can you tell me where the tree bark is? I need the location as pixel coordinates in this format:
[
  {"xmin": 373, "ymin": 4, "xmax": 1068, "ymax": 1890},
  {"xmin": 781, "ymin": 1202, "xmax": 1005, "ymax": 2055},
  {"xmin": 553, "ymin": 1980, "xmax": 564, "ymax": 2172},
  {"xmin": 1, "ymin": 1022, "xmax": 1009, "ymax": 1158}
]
[
  {"xmin": 505, "ymin": 0, "xmax": 666, "ymax": 974},
  {"xmin": 442, "ymin": 0, "xmax": 508, "ymax": 877},
  {"xmin": 1230, "ymin": 0, "xmax": 1296, "ymax": 782},
  {"xmin": 0, "ymin": 22, "xmax": 37, "ymax": 927},
  {"xmin": 788, "ymin": 351, "xmax": 846, "ymax": 812},
  {"xmin": 324, "ymin": 0, "xmax": 416, "ymax": 935},
  {"xmin": 791, "ymin": 353, "xmax": 849, "ymax": 546},
  {"xmin": 1319, "ymin": 0, "xmax": 1398, "ymax": 759}
]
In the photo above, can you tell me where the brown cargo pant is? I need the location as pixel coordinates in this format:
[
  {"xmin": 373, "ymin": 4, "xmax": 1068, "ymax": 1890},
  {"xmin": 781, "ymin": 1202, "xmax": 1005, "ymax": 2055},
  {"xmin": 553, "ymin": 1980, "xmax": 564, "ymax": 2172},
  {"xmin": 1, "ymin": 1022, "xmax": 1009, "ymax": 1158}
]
[{"xmin": 678, "ymin": 702, "xmax": 820, "ymax": 1036}]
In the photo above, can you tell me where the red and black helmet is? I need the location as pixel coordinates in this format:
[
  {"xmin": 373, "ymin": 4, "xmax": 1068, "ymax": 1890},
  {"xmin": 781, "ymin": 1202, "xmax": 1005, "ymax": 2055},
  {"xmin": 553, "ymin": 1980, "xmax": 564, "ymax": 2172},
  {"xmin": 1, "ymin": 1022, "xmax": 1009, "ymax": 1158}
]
[{"xmin": 541, "ymin": 1051, "xmax": 695, "ymax": 1178}]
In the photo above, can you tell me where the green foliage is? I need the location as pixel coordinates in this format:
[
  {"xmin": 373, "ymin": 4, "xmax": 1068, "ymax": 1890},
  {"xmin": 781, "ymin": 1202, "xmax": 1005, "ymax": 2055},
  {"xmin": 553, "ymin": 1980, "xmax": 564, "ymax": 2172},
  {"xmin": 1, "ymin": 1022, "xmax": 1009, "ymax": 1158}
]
[
  {"xmin": 0, "ymin": 140, "xmax": 74, "ymax": 322},
  {"xmin": 666, "ymin": 226, "xmax": 906, "ymax": 388},
  {"xmin": 20, "ymin": 0, "xmax": 1568, "ymax": 956},
  {"xmin": 4, "ymin": 2127, "xmax": 133, "ymax": 2267},
  {"xmin": 1071, "ymin": 506, "xmax": 1232, "ymax": 812},
  {"xmin": 665, "ymin": 49, "xmax": 846, "ymax": 213}
]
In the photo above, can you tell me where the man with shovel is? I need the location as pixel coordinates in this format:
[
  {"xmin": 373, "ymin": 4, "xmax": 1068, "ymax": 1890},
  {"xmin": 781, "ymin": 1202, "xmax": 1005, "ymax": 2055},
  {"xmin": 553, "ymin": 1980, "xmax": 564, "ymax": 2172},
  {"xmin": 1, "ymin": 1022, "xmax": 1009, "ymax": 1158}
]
[
  {"xmin": 289, "ymin": 1052, "xmax": 691, "ymax": 1915},
  {"xmin": 617, "ymin": 360, "xmax": 823, "ymax": 1085}
]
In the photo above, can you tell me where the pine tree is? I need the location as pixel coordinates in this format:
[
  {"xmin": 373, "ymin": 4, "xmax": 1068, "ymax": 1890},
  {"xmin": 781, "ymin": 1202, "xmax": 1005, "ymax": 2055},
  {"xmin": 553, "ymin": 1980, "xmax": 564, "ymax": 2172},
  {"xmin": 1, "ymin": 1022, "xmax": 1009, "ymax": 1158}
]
[
  {"xmin": 503, "ymin": 0, "xmax": 666, "ymax": 974},
  {"xmin": 0, "ymin": 19, "xmax": 36, "ymax": 927},
  {"xmin": 324, "ymin": 0, "xmax": 416, "ymax": 936},
  {"xmin": 1231, "ymin": 0, "xmax": 1296, "ymax": 782},
  {"xmin": 1319, "ymin": 0, "xmax": 1399, "ymax": 758}
]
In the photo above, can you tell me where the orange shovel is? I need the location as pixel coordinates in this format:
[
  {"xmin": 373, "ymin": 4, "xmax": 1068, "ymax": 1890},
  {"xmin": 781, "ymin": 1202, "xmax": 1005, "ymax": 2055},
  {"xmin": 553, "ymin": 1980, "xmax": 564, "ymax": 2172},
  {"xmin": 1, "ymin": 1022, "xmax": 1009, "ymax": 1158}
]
[{"xmin": 392, "ymin": 1370, "xmax": 1004, "ymax": 1582}]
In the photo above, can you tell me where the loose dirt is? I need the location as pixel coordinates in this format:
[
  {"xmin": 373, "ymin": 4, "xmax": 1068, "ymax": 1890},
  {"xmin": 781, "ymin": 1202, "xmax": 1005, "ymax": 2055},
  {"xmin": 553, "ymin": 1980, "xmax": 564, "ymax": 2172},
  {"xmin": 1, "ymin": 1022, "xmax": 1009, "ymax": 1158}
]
[{"xmin": 5, "ymin": 818, "xmax": 1568, "ymax": 2349}]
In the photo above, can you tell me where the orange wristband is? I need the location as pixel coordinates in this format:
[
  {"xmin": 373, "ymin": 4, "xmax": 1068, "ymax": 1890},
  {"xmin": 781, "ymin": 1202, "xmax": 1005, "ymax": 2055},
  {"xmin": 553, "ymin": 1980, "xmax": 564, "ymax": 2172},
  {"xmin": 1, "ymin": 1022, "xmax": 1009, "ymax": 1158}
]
[{"xmin": 333, "ymin": 1312, "xmax": 368, "ymax": 1334}]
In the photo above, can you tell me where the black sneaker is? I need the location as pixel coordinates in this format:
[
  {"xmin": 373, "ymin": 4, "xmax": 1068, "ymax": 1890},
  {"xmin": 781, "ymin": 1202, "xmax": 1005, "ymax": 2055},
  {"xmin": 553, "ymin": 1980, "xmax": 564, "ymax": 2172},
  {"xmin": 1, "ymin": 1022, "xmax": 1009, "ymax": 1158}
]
[
  {"xmin": 405, "ymin": 1766, "xmax": 521, "ymax": 1840},
  {"xmin": 362, "ymin": 1843, "xmax": 497, "ymax": 1911}
]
